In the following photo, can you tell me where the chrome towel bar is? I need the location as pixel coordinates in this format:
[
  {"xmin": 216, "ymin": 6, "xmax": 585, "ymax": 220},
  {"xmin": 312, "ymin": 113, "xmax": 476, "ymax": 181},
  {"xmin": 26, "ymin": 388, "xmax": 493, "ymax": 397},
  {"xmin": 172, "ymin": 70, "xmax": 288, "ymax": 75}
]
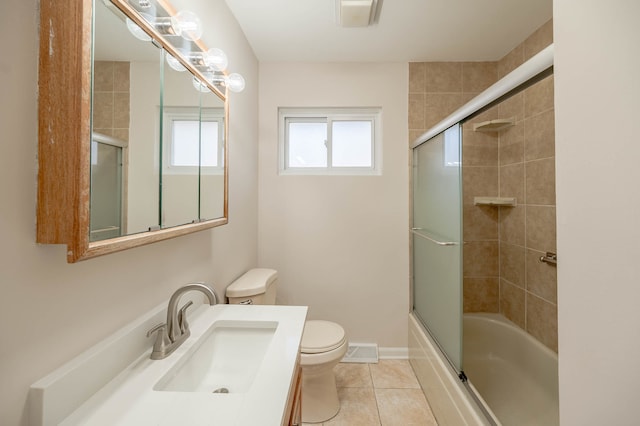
[
  {"xmin": 411, "ymin": 228, "xmax": 458, "ymax": 246},
  {"xmin": 539, "ymin": 252, "xmax": 557, "ymax": 265}
]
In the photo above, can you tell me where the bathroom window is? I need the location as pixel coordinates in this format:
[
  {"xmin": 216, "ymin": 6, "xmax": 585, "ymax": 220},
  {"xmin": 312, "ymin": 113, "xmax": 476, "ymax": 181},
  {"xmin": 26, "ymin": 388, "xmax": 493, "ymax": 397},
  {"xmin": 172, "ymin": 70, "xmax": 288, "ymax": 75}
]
[
  {"xmin": 278, "ymin": 107, "xmax": 382, "ymax": 175},
  {"xmin": 163, "ymin": 107, "xmax": 224, "ymax": 175}
]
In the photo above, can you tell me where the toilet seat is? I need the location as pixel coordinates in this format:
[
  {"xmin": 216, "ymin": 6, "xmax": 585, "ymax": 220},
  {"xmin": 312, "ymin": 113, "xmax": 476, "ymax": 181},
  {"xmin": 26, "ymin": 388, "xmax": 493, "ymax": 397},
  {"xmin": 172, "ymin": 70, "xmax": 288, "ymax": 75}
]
[{"xmin": 301, "ymin": 320, "xmax": 346, "ymax": 354}]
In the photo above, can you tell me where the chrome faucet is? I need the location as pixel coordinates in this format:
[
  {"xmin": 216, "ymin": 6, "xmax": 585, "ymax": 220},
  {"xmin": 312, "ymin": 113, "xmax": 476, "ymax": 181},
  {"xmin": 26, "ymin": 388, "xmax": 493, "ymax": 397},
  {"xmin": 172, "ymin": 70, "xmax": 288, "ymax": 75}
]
[{"xmin": 147, "ymin": 283, "xmax": 218, "ymax": 360}]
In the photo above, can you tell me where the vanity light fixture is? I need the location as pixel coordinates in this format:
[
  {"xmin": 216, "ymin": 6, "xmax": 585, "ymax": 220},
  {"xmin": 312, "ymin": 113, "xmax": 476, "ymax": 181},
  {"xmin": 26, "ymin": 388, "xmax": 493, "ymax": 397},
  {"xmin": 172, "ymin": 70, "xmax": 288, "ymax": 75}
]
[
  {"xmin": 126, "ymin": 16, "xmax": 152, "ymax": 41},
  {"xmin": 165, "ymin": 54, "xmax": 187, "ymax": 72},
  {"xmin": 186, "ymin": 48, "xmax": 228, "ymax": 72},
  {"xmin": 225, "ymin": 73, "xmax": 246, "ymax": 93},
  {"xmin": 152, "ymin": 10, "xmax": 203, "ymax": 41}
]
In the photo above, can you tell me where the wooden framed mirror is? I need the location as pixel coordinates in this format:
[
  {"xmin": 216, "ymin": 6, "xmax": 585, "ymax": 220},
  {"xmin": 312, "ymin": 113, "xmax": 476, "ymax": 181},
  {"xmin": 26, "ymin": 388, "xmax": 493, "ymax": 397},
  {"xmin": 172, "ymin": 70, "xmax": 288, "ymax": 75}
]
[{"xmin": 37, "ymin": 0, "xmax": 229, "ymax": 263}]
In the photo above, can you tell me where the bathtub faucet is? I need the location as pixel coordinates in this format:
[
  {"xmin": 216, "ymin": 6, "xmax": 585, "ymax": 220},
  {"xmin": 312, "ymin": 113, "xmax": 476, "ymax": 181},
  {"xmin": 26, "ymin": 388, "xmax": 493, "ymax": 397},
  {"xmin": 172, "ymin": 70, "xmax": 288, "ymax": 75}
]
[{"xmin": 146, "ymin": 283, "xmax": 218, "ymax": 360}]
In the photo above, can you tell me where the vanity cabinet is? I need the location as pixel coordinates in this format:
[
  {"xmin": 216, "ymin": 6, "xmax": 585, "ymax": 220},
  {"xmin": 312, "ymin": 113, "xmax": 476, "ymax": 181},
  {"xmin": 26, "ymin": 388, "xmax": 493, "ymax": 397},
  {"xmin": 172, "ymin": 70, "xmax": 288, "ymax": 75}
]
[{"xmin": 283, "ymin": 362, "xmax": 302, "ymax": 426}]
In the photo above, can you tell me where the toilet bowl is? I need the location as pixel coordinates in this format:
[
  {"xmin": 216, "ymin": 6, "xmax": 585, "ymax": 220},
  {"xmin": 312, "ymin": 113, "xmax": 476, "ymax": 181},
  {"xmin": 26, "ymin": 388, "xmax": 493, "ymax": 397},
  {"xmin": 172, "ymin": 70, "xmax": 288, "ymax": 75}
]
[
  {"xmin": 300, "ymin": 320, "xmax": 348, "ymax": 423},
  {"xmin": 226, "ymin": 269, "xmax": 348, "ymax": 423}
]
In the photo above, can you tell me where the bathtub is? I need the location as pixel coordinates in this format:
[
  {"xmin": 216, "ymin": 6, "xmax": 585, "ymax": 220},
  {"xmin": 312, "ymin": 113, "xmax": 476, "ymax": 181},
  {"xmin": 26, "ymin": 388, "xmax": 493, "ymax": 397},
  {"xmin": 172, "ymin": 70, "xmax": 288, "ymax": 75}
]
[
  {"xmin": 463, "ymin": 313, "xmax": 559, "ymax": 426},
  {"xmin": 408, "ymin": 312, "xmax": 558, "ymax": 425}
]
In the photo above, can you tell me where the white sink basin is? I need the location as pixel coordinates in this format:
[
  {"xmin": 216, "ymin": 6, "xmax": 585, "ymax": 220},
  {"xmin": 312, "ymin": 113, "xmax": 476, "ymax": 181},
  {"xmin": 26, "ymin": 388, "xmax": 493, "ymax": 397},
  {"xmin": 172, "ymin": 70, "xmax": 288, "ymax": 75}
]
[
  {"xmin": 154, "ymin": 320, "xmax": 278, "ymax": 393},
  {"xmin": 31, "ymin": 304, "xmax": 307, "ymax": 426}
]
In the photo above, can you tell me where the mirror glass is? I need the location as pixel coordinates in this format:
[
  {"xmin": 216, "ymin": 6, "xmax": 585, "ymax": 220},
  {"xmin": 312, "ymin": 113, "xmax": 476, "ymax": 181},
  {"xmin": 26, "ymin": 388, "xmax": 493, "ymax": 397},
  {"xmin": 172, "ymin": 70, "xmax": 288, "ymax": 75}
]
[
  {"xmin": 90, "ymin": 0, "xmax": 228, "ymax": 242},
  {"xmin": 161, "ymin": 53, "xmax": 202, "ymax": 228},
  {"xmin": 199, "ymin": 86, "xmax": 226, "ymax": 221},
  {"xmin": 91, "ymin": 0, "xmax": 162, "ymax": 241}
]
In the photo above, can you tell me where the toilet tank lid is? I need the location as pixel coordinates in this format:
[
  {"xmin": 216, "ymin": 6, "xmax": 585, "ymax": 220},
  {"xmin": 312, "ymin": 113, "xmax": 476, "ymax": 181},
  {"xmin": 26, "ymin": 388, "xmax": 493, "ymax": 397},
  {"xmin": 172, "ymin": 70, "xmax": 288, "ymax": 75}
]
[{"xmin": 226, "ymin": 268, "xmax": 278, "ymax": 297}]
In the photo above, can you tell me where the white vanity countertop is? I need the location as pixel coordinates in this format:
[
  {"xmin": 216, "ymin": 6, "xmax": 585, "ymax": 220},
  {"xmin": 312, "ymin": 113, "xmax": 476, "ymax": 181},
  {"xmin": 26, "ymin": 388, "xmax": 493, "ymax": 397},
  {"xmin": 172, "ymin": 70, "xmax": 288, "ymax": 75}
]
[{"xmin": 56, "ymin": 304, "xmax": 307, "ymax": 426}]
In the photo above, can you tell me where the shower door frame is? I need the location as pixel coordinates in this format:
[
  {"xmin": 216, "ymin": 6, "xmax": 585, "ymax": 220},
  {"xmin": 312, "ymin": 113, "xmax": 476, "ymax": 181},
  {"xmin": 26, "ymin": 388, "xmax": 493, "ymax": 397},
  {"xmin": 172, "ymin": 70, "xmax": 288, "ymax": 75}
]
[{"xmin": 409, "ymin": 44, "xmax": 555, "ymax": 424}]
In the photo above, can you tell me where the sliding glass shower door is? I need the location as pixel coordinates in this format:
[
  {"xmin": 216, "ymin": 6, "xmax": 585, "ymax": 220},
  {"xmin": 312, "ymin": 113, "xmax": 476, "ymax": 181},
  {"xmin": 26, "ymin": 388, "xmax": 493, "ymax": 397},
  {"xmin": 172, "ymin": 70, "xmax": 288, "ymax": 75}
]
[{"xmin": 412, "ymin": 124, "xmax": 463, "ymax": 370}]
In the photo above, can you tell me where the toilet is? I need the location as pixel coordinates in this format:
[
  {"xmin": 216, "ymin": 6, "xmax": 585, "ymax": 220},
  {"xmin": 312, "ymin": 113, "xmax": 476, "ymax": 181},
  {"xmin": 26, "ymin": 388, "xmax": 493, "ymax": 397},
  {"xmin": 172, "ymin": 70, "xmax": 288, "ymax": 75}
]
[{"xmin": 226, "ymin": 268, "xmax": 348, "ymax": 423}]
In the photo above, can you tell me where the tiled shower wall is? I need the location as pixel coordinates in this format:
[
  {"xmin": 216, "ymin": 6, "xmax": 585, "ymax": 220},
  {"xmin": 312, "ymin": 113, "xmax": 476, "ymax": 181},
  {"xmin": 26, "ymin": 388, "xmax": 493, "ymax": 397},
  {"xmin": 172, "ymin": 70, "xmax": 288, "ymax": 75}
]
[
  {"xmin": 93, "ymin": 61, "xmax": 131, "ymax": 142},
  {"xmin": 409, "ymin": 21, "xmax": 557, "ymax": 352}
]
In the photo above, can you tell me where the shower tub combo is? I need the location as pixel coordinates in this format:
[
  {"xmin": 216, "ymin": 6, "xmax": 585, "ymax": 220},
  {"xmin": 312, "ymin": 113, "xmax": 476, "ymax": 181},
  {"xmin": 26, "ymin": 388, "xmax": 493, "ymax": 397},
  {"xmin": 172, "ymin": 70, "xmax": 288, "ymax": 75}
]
[{"xmin": 409, "ymin": 45, "xmax": 558, "ymax": 425}]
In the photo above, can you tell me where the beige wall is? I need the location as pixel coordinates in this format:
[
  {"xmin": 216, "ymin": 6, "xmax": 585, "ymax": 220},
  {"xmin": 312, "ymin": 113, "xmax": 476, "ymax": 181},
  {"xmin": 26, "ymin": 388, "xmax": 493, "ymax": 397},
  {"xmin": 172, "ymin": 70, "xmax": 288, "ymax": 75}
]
[
  {"xmin": 0, "ymin": 1, "xmax": 259, "ymax": 425},
  {"xmin": 93, "ymin": 61, "xmax": 130, "ymax": 142},
  {"xmin": 409, "ymin": 20, "xmax": 557, "ymax": 352},
  {"xmin": 258, "ymin": 62, "xmax": 409, "ymax": 348},
  {"xmin": 555, "ymin": 0, "xmax": 640, "ymax": 423}
]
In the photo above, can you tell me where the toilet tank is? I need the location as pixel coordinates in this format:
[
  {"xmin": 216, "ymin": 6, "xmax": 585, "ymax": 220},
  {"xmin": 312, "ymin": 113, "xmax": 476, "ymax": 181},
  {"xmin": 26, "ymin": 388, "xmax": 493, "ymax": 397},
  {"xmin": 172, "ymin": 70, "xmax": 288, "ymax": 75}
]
[{"xmin": 226, "ymin": 268, "xmax": 278, "ymax": 305}]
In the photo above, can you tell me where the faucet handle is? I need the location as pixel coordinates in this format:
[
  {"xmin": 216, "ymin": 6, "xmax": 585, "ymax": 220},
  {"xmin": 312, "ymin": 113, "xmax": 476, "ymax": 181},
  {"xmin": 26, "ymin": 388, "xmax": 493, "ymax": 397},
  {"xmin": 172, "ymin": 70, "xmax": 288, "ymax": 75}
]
[
  {"xmin": 147, "ymin": 323, "xmax": 172, "ymax": 360},
  {"xmin": 178, "ymin": 301, "xmax": 194, "ymax": 334}
]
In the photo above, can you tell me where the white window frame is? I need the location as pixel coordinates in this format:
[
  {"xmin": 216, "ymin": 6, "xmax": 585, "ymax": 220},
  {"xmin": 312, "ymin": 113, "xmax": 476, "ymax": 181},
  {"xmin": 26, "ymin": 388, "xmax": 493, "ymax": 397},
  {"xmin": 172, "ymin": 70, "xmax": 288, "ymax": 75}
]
[
  {"xmin": 162, "ymin": 106, "xmax": 225, "ymax": 175},
  {"xmin": 278, "ymin": 107, "xmax": 382, "ymax": 175}
]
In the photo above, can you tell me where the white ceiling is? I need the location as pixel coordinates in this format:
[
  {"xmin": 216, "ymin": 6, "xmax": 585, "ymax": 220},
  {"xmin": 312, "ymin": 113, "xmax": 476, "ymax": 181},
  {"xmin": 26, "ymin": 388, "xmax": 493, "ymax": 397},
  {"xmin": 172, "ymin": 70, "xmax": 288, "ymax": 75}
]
[{"xmin": 222, "ymin": 0, "xmax": 553, "ymax": 62}]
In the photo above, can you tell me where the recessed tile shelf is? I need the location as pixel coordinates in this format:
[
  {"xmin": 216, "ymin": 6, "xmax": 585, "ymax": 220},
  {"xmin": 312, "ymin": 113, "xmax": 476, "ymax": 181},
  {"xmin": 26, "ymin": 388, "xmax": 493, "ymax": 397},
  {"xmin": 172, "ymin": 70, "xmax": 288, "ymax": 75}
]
[
  {"xmin": 472, "ymin": 118, "xmax": 515, "ymax": 132},
  {"xmin": 474, "ymin": 196, "xmax": 517, "ymax": 206}
]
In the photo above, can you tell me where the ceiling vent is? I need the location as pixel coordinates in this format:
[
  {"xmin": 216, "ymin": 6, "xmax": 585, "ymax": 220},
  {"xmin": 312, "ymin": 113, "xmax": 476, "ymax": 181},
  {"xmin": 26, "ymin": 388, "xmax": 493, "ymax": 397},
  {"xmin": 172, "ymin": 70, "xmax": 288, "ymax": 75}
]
[{"xmin": 337, "ymin": 0, "xmax": 381, "ymax": 27}]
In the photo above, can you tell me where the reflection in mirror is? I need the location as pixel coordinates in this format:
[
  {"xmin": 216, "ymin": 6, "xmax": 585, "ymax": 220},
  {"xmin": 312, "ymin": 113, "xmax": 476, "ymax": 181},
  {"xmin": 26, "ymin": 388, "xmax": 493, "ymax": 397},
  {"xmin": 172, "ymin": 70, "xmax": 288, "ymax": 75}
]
[
  {"xmin": 91, "ymin": 0, "xmax": 162, "ymax": 241},
  {"xmin": 200, "ymin": 87, "xmax": 226, "ymax": 221},
  {"xmin": 161, "ymin": 51, "xmax": 201, "ymax": 228}
]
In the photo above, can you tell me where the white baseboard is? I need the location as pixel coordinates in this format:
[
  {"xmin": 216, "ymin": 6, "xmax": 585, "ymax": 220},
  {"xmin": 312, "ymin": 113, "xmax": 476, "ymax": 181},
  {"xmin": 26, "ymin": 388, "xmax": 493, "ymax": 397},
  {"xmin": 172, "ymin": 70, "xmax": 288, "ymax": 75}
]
[{"xmin": 378, "ymin": 347, "xmax": 409, "ymax": 359}]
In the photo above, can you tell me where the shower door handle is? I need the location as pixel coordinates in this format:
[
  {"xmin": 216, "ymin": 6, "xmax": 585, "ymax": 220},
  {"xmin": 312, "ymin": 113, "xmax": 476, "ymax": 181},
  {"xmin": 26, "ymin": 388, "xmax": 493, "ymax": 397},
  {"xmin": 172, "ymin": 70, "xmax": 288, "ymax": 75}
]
[{"xmin": 411, "ymin": 228, "xmax": 458, "ymax": 246}]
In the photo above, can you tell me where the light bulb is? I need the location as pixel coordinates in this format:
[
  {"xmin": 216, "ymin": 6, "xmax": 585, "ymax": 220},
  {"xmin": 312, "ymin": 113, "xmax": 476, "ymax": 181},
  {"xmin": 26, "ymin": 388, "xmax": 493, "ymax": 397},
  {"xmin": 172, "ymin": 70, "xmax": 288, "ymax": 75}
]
[
  {"xmin": 203, "ymin": 48, "xmax": 228, "ymax": 72},
  {"xmin": 126, "ymin": 17, "xmax": 151, "ymax": 41},
  {"xmin": 192, "ymin": 77, "xmax": 210, "ymax": 93},
  {"xmin": 170, "ymin": 11, "xmax": 203, "ymax": 41},
  {"xmin": 166, "ymin": 54, "xmax": 186, "ymax": 72},
  {"xmin": 225, "ymin": 73, "xmax": 245, "ymax": 93}
]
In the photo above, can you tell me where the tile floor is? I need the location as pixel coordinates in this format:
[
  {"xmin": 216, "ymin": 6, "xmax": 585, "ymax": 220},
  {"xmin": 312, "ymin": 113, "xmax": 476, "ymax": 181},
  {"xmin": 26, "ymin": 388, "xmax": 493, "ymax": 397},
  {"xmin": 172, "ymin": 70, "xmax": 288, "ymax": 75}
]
[{"xmin": 302, "ymin": 359, "xmax": 438, "ymax": 426}]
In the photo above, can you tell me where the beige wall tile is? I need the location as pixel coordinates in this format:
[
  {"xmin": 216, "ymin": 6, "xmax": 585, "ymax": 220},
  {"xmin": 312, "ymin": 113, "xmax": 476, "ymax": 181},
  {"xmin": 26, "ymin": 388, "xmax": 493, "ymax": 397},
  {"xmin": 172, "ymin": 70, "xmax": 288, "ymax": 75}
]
[
  {"xmin": 499, "ymin": 92, "xmax": 525, "ymax": 123},
  {"xmin": 409, "ymin": 129, "xmax": 425, "ymax": 145},
  {"xmin": 94, "ymin": 61, "xmax": 113, "ymax": 92},
  {"xmin": 463, "ymin": 277, "xmax": 499, "ymax": 313},
  {"xmin": 463, "ymin": 241, "xmax": 499, "ymax": 277},
  {"xmin": 526, "ymin": 294, "xmax": 558, "ymax": 352},
  {"xmin": 463, "ymin": 205, "xmax": 498, "ymax": 241},
  {"xmin": 462, "ymin": 62, "xmax": 497, "ymax": 93},
  {"xmin": 92, "ymin": 92, "xmax": 113, "ymax": 129},
  {"xmin": 113, "ymin": 61, "xmax": 130, "ymax": 92},
  {"xmin": 93, "ymin": 128, "xmax": 113, "ymax": 137},
  {"xmin": 499, "ymin": 124, "xmax": 524, "ymax": 165},
  {"xmin": 334, "ymin": 363, "xmax": 373, "ymax": 388},
  {"xmin": 499, "ymin": 205, "xmax": 525, "ymax": 246},
  {"xmin": 409, "ymin": 62, "xmax": 426, "ymax": 94},
  {"xmin": 112, "ymin": 128, "xmax": 129, "ymax": 142},
  {"xmin": 500, "ymin": 279, "xmax": 525, "ymax": 328},
  {"xmin": 526, "ymin": 205, "xmax": 556, "ymax": 252},
  {"xmin": 375, "ymin": 388, "xmax": 437, "ymax": 426},
  {"xmin": 425, "ymin": 62, "xmax": 462, "ymax": 93},
  {"xmin": 323, "ymin": 387, "xmax": 380, "ymax": 425},
  {"xmin": 524, "ymin": 75, "xmax": 554, "ymax": 118},
  {"xmin": 524, "ymin": 109, "xmax": 555, "ymax": 161},
  {"xmin": 370, "ymin": 360, "xmax": 420, "ymax": 389},
  {"xmin": 500, "ymin": 243, "xmax": 525, "ymax": 288},
  {"xmin": 524, "ymin": 19, "xmax": 554, "ymax": 61},
  {"xmin": 424, "ymin": 93, "xmax": 464, "ymax": 129},
  {"xmin": 468, "ymin": 103, "xmax": 500, "ymax": 125},
  {"xmin": 497, "ymin": 43, "xmax": 524, "ymax": 79},
  {"xmin": 500, "ymin": 163, "xmax": 525, "ymax": 203},
  {"xmin": 462, "ymin": 129, "xmax": 498, "ymax": 166},
  {"xmin": 462, "ymin": 166, "xmax": 498, "ymax": 205},
  {"xmin": 526, "ymin": 249, "xmax": 557, "ymax": 303},
  {"xmin": 409, "ymin": 94, "xmax": 426, "ymax": 129},
  {"xmin": 113, "ymin": 93, "xmax": 130, "ymax": 129},
  {"xmin": 526, "ymin": 158, "xmax": 556, "ymax": 205}
]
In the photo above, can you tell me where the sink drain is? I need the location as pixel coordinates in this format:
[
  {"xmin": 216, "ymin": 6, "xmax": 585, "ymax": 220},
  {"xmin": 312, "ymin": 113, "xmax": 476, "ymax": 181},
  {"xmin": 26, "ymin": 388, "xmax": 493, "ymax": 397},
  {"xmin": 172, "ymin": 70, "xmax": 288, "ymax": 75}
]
[{"xmin": 212, "ymin": 387, "xmax": 229, "ymax": 394}]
